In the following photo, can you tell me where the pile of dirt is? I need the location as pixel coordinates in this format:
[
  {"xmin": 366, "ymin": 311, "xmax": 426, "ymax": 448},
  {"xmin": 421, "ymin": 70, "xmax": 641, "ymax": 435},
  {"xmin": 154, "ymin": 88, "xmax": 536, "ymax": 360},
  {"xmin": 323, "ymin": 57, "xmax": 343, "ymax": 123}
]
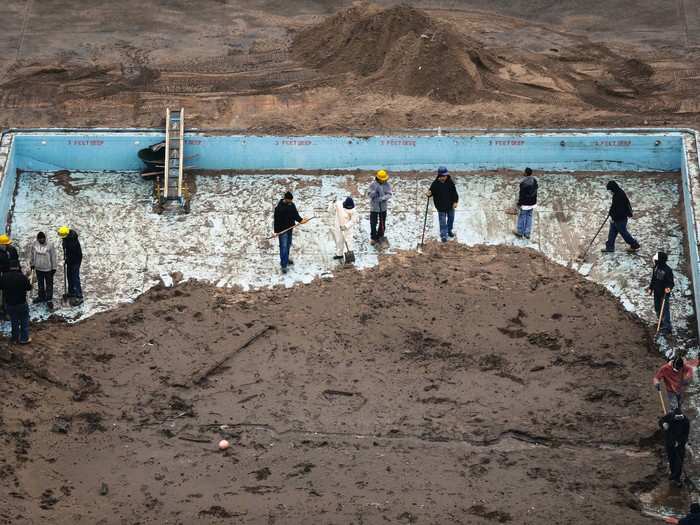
[
  {"xmin": 291, "ymin": 5, "xmax": 499, "ymax": 104},
  {"xmin": 0, "ymin": 244, "xmax": 669, "ymax": 523},
  {"xmin": 291, "ymin": 4, "xmax": 657, "ymax": 108}
]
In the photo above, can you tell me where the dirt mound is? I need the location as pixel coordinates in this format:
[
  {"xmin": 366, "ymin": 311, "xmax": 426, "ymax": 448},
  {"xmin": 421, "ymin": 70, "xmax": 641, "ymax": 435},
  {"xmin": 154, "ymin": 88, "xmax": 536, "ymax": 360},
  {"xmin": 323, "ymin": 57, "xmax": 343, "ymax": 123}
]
[
  {"xmin": 292, "ymin": 4, "xmax": 657, "ymax": 108},
  {"xmin": 0, "ymin": 243, "xmax": 667, "ymax": 523},
  {"xmin": 291, "ymin": 5, "xmax": 498, "ymax": 104}
]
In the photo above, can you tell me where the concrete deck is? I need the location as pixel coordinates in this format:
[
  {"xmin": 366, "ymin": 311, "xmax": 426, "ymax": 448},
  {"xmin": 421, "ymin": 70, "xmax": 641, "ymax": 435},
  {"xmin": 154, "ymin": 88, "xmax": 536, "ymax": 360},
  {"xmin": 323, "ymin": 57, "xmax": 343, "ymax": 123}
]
[{"xmin": 7, "ymin": 170, "xmax": 692, "ymax": 347}]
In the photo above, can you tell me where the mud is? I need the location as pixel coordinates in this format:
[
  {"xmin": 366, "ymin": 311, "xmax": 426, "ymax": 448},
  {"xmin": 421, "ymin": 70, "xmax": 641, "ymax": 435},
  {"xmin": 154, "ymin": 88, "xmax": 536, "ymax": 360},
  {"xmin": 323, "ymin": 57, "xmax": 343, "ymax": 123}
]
[{"xmin": 0, "ymin": 245, "xmax": 667, "ymax": 523}]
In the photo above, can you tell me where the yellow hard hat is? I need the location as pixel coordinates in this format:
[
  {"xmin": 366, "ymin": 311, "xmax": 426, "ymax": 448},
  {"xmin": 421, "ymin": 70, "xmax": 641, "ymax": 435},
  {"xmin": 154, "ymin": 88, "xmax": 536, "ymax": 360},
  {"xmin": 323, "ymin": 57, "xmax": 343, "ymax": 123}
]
[
  {"xmin": 57, "ymin": 226, "xmax": 70, "ymax": 238},
  {"xmin": 376, "ymin": 169, "xmax": 389, "ymax": 182},
  {"xmin": 0, "ymin": 234, "xmax": 10, "ymax": 245}
]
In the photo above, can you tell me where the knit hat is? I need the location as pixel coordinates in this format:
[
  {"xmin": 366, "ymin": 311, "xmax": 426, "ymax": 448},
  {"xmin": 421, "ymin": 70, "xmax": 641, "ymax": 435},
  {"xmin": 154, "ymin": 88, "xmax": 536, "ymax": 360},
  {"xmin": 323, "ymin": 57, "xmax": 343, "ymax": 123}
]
[
  {"xmin": 654, "ymin": 251, "xmax": 668, "ymax": 265},
  {"xmin": 673, "ymin": 356, "xmax": 684, "ymax": 372},
  {"xmin": 284, "ymin": 191, "xmax": 293, "ymax": 200},
  {"xmin": 343, "ymin": 197, "xmax": 355, "ymax": 209}
]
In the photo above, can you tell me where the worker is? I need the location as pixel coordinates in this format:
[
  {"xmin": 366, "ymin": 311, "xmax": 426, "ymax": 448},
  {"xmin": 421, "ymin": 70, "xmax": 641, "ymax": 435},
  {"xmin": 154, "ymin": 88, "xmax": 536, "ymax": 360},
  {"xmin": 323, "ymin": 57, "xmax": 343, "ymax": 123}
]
[
  {"xmin": 30, "ymin": 232, "xmax": 57, "ymax": 310},
  {"xmin": 601, "ymin": 180, "xmax": 640, "ymax": 253},
  {"xmin": 368, "ymin": 169, "xmax": 392, "ymax": 246},
  {"xmin": 648, "ymin": 251, "xmax": 674, "ymax": 335},
  {"xmin": 654, "ymin": 356, "xmax": 693, "ymax": 412},
  {"xmin": 58, "ymin": 226, "xmax": 83, "ymax": 306},
  {"xmin": 0, "ymin": 261, "xmax": 32, "ymax": 344},
  {"xmin": 663, "ymin": 503, "xmax": 700, "ymax": 524},
  {"xmin": 0, "ymin": 234, "xmax": 20, "ymax": 319},
  {"xmin": 427, "ymin": 166, "xmax": 459, "ymax": 242},
  {"xmin": 273, "ymin": 192, "xmax": 308, "ymax": 274},
  {"xmin": 659, "ymin": 407, "xmax": 690, "ymax": 488},
  {"xmin": 513, "ymin": 167, "xmax": 538, "ymax": 240},
  {"xmin": 328, "ymin": 196, "xmax": 357, "ymax": 261}
]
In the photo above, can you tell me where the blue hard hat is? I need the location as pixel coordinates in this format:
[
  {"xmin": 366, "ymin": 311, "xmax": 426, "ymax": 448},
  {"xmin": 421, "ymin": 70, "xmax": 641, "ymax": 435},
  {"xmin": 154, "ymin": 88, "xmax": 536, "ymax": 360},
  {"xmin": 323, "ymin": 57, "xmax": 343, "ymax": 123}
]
[{"xmin": 437, "ymin": 166, "xmax": 448, "ymax": 175}]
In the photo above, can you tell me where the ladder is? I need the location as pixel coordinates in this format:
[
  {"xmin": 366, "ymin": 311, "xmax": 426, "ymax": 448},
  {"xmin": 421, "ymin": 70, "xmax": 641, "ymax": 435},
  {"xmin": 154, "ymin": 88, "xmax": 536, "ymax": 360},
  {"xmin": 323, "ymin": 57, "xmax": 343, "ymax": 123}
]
[{"xmin": 163, "ymin": 107, "xmax": 185, "ymax": 201}]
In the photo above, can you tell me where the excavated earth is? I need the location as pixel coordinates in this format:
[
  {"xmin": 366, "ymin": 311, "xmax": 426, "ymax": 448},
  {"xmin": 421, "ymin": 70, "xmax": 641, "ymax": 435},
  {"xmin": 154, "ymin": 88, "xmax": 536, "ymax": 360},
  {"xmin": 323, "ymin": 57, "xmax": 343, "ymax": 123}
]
[
  {"xmin": 0, "ymin": 1, "xmax": 698, "ymax": 130},
  {"xmin": 0, "ymin": 245, "xmax": 665, "ymax": 524}
]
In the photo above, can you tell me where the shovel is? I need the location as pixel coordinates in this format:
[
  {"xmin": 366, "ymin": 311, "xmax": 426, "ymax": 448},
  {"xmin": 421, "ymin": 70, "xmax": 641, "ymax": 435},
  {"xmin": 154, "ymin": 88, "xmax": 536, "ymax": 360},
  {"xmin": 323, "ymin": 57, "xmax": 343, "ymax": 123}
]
[
  {"xmin": 266, "ymin": 217, "xmax": 315, "ymax": 240},
  {"xmin": 343, "ymin": 235, "xmax": 355, "ymax": 265},
  {"xmin": 61, "ymin": 261, "xmax": 70, "ymax": 305},
  {"xmin": 655, "ymin": 292, "xmax": 668, "ymax": 336},
  {"xmin": 577, "ymin": 214, "xmax": 609, "ymax": 262}
]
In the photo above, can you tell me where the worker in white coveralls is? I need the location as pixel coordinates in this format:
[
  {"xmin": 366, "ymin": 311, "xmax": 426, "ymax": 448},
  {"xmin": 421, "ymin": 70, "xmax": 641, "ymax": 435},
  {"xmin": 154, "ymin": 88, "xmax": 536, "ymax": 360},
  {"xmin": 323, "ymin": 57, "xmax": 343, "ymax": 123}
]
[{"xmin": 328, "ymin": 196, "xmax": 357, "ymax": 260}]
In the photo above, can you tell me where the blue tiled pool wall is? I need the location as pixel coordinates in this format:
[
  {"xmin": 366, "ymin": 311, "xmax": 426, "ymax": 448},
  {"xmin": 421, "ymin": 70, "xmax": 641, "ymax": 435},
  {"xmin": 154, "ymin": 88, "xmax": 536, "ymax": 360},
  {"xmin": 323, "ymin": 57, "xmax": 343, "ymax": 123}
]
[{"xmin": 8, "ymin": 132, "xmax": 684, "ymax": 173}]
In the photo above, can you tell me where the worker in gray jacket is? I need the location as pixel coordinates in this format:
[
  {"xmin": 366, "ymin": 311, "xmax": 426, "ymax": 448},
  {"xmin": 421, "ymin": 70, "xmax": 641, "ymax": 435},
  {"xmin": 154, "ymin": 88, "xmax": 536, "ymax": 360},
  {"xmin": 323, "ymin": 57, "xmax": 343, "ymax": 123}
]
[
  {"xmin": 368, "ymin": 169, "xmax": 393, "ymax": 245},
  {"xmin": 30, "ymin": 231, "xmax": 57, "ymax": 309}
]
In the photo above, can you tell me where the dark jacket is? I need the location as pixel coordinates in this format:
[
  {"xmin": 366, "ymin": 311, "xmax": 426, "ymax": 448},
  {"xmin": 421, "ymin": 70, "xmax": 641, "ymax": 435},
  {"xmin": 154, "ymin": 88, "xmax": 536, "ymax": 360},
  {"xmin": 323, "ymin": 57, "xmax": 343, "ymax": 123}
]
[
  {"xmin": 650, "ymin": 252, "xmax": 674, "ymax": 296},
  {"xmin": 607, "ymin": 181, "xmax": 633, "ymax": 221},
  {"xmin": 0, "ymin": 269, "xmax": 31, "ymax": 306},
  {"xmin": 518, "ymin": 176, "xmax": 538, "ymax": 207},
  {"xmin": 273, "ymin": 200, "xmax": 303, "ymax": 234},
  {"xmin": 659, "ymin": 412, "xmax": 690, "ymax": 448},
  {"xmin": 429, "ymin": 176, "xmax": 459, "ymax": 212},
  {"xmin": 680, "ymin": 511, "xmax": 700, "ymax": 525},
  {"xmin": 0, "ymin": 245, "xmax": 19, "ymax": 273},
  {"xmin": 62, "ymin": 230, "xmax": 83, "ymax": 265}
]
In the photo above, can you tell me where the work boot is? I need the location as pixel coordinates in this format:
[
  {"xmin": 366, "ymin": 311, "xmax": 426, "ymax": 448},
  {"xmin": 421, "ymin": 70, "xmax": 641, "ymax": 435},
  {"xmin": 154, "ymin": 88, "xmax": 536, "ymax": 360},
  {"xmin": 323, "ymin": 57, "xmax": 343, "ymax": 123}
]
[
  {"xmin": 626, "ymin": 244, "xmax": 640, "ymax": 253},
  {"xmin": 281, "ymin": 267, "xmax": 288, "ymax": 274},
  {"xmin": 441, "ymin": 238, "xmax": 447, "ymax": 243},
  {"xmin": 448, "ymin": 231, "xmax": 455, "ymax": 238},
  {"xmin": 70, "ymin": 297, "xmax": 84, "ymax": 307},
  {"xmin": 513, "ymin": 230, "xmax": 523, "ymax": 238},
  {"xmin": 32, "ymin": 297, "xmax": 45, "ymax": 304},
  {"xmin": 19, "ymin": 338, "xmax": 32, "ymax": 345},
  {"xmin": 601, "ymin": 248, "xmax": 614, "ymax": 253},
  {"xmin": 287, "ymin": 260, "xmax": 294, "ymax": 266},
  {"xmin": 370, "ymin": 239, "xmax": 378, "ymax": 246},
  {"xmin": 47, "ymin": 301, "xmax": 54, "ymax": 310},
  {"xmin": 333, "ymin": 255, "xmax": 344, "ymax": 260}
]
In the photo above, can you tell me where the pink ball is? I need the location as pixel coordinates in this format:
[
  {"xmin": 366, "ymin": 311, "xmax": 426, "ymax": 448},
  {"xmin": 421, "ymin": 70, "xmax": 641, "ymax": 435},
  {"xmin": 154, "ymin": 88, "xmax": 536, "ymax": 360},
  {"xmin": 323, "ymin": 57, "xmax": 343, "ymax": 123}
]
[{"xmin": 218, "ymin": 439, "xmax": 230, "ymax": 450}]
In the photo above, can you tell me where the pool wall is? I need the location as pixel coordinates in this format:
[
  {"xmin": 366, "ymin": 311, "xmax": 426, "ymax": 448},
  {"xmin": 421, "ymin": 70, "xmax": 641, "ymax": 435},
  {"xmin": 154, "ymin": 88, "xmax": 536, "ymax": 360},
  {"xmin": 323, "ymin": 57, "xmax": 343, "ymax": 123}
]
[
  {"xmin": 7, "ymin": 131, "xmax": 684, "ymax": 173},
  {"xmin": 0, "ymin": 127, "xmax": 698, "ymax": 333}
]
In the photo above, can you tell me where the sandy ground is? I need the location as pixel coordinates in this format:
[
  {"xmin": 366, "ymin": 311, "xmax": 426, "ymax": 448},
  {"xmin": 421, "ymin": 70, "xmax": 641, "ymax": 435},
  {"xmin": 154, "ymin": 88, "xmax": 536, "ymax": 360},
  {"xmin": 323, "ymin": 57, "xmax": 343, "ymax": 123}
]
[
  {"xmin": 0, "ymin": 244, "xmax": 668, "ymax": 524},
  {"xmin": 0, "ymin": 1, "xmax": 697, "ymax": 131}
]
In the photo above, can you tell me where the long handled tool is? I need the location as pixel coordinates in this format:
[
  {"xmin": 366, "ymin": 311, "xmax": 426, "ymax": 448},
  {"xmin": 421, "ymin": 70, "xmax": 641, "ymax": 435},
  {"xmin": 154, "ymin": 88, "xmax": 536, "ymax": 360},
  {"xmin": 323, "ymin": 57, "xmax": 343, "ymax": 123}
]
[
  {"xmin": 420, "ymin": 195, "xmax": 430, "ymax": 248},
  {"xmin": 577, "ymin": 214, "xmax": 609, "ymax": 261},
  {"xmin": 656, "ymin": 292, "xmax": 668, "ymax": 336},
  {"xmin": 658, "ymin": 388, "xmax": 667, "ymax": 414},
  {"xmin": 61, "ymin": 260, "xmax": 69, "ymax": 305},
  {"xmin": 343, "ymin": 234, "xmax": 355, "ymax": 264},
  {"xmin": 266, "ymin": 217, "xmax": 315, "ymax": 240}
]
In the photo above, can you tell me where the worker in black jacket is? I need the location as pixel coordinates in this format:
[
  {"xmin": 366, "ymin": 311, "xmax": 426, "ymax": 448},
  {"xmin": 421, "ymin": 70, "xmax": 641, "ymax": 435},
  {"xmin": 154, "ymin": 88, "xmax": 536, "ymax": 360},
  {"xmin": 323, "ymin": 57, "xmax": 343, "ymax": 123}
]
[
  {"xmin": 427, "ymin": 166, "xmax": 459, "ymax": 242},
  {"xmin": 648, "ymin": 251, "xmax": 674, "ymax": 335},
  {"xmin": 602, "ymin": 180, "xmax": 640, "ymax": 253},
  {"xmin": 273, "ymin": 192, "xmax": 308, "ymax": 274},
  {"xmin": 0, "ymin": 234, "xmax": 20, "ymax": 318},
  {"xmin": 58, "ymin": 226, "xmax": 83, "ymax": 306},
  {"xmin": 514, "ymin": 167, "xmax": 538, "ymax": 239},
  {"xmin": 659, "ymin": 407, "xmax": 690, "ymax": 488},
  {"xmin": 0, "ymin": 261, "xmax": 32, "ymax": 344}
]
